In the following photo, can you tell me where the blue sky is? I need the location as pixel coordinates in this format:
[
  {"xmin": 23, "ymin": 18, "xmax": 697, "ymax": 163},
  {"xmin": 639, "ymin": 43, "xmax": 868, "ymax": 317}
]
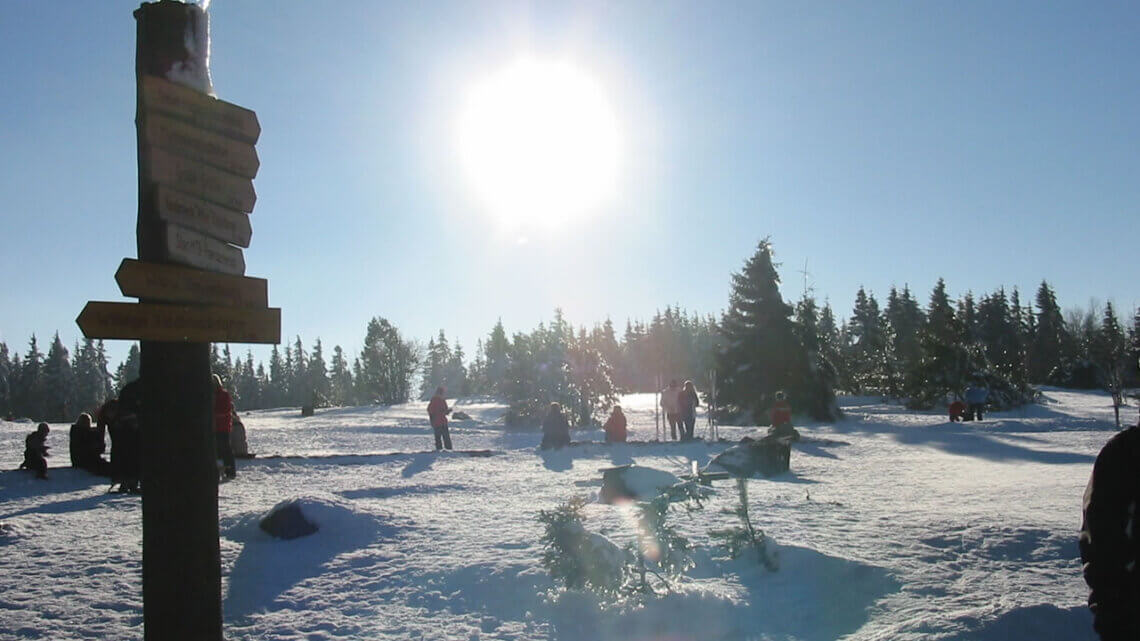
[{"xmin": 2, "ymin": 1, "xmax": 1138, "ymax": 369}]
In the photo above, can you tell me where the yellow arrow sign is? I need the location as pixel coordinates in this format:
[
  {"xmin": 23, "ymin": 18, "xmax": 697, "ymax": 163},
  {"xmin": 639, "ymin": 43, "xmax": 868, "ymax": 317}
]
[
  {"xmin": 116, "ymin": 259, "xmax": 267, "ymax": 308},
  {"xmin": 77, "ymin": 301, "xmax": 280, "ymax": 344}
]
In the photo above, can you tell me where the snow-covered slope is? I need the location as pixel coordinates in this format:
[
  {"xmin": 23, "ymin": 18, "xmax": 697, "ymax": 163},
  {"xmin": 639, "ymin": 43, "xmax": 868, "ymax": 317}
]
[{"xmin": 1, "ymin": 388, "xmax": 1122, "ymax": 640}]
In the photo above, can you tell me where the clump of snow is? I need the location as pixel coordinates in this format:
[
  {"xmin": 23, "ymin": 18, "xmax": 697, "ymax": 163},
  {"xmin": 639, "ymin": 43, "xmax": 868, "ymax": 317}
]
[{"xmin": 599, "ymin": 465, "xmax": 682, "ymax": 503}]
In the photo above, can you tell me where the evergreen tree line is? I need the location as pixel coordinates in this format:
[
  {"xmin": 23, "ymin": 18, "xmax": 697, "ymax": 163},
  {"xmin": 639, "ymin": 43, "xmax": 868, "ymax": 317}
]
[{"xmin": 4, "ymin": 246, "xmax": 1138, "ymax": 423}]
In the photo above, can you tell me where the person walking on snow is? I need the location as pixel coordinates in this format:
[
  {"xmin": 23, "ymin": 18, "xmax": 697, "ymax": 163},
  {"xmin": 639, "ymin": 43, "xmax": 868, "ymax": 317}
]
[
  {"xmin": 1080, "ymin": 420, "xmax": 1140, "ymax": 640},
  {"xmin": 213, "ymin": 374, "xmax": 237, "ymax": 479},
  {"xmin": 660, "ymin": 379, "xmax": 681, "ymax": 440},
  {"xmin": 427, "ymin": 386, "xmax": 453, "ymax": 451},
  {"xmin": 678, "ymin": 380, "xmax": 700, "ymax": 441},
  {"xmin": 603, "ymin": 405, "xmax": 627, "ymax": 443}
]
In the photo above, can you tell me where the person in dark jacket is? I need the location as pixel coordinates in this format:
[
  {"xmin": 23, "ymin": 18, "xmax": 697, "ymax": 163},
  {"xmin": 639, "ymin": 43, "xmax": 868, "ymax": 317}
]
[
  {"xmin": 69, "ymin": 412, "xmax": 110, "ymax": 476},
  {"xmin": 112, "ymin": 380, "xmax": 142, "ymax": 493},
  {"xmin": 603, "ymin": 405, "xmax": 627, "ymax": 443},
  {"xmin": 678, "ymin": 380, "xmax": 700, "ymax": 441},
  {"xmin": 1080, "ymin": 422, "xmax": 1140, "ymax": 640},
  {"xmin": 427, "ymin": 386, "xmax": 453, "ymax": 451},
  {"xmin": 948, "ymin": 399, "xmax": 967, "ymax": 422},
  {"xmin": 964, "ymin": 384, "xmax": 989, "ymax": 421},
  {"xmin": 541, "ymin": 402, "xmax": 571, "ymax": 450},
  {"xmin": 21, "ymin": 423, "xmax": 51, "ymax": 479},
  {"xmin": 213, "ymin": 374, "xmax": 236, "ymax": 479}
]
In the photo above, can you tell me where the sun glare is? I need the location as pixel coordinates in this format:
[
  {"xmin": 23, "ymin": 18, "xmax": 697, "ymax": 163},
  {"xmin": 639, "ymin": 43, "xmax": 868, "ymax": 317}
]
[{"xmin": 458, "ymin": 58, "xmax": 621, "ymax": 228}]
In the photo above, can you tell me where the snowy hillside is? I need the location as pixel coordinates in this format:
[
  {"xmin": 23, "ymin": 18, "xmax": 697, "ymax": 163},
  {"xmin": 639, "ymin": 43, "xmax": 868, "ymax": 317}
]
[{"xmin": 0, "ymin": 388, "xmax": 1123, "ymax": 641}]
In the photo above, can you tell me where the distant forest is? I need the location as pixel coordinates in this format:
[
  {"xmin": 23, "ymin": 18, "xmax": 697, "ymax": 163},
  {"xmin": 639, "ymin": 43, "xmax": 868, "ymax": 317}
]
[{"xmin": 4, "ymin": 244, "xmax": 1138, "ymax": 425}]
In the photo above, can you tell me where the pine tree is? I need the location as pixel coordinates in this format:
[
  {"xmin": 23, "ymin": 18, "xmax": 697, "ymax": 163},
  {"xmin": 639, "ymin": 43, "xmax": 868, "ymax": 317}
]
[
  {"xmin": 43, "ymin": 333, "xmax": 75, "ymax": 421},
  {"xmin": 846, "ymin": 287, "xmax": 888, "ymax": 394},
  {"xmin": 484, "ymin": 319, "xmax": 511, "ymax": 395},
  {"xmin": 715, "ymin": 239, "xmax": 837, "ymax": 421},
  {"xmin": 114, "ymin": 343, "xmax": 141, "ymax": 394},
  {"xmin": 1094, "ymin": 301, "xmax": 1129, "ymax": 392},
  {"xmin": 267, "ymin": 345, "xmax": 285, "ymax": 408},
  {"xmin": 0, "ymin": 342, "xmax": 11, "ymax": 418},
  {"xmin": 357, "ymin": 317, "xmax": 418, "ymax": 404},
  {"xmin": 1028, "ymin": 281, "xmax": 1068, "ymax": 384},
  {"xmin": 904, "ymin": 279, "xmax": 970, "ymax": 408},
  {"xmin": 329, "ymin": 345, "xmax": 353, "ymax": 406},
  {"xmin": 308, "ymin": 339, "xmax": 331, "ymax": 407}
]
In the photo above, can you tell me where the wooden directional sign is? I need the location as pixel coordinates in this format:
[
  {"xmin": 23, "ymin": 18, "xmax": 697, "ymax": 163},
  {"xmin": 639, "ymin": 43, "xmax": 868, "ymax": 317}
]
[
  {"xmin": 78, "ymin": 301, "xmax": 280, "ymax": 344},
  {"xmin": 148, "ymin": 147, "xmax": 256, "ymax": 213},
  {"xmin": 165, "ymin": 224, "xmax": 245, "ymax": 275},
  {"xmin": 155, "ymin": 185, "xmax": 251, "ymax": 247},
  {"xmin": 144, "ymin": 113, "xmax": 259, "ymax": 178},
  {"xmin": 141, "ymin": 74, "xmax": 260, "ymax": 144},
  {"xmin": 116, "ymin": 258, "xmax": 267, "ymax": 308}
]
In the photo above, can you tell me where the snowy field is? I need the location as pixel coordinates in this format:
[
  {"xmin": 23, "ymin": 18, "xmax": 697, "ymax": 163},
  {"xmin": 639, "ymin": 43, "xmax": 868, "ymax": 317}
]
[{"xmin": 0, "ymin": 388, "xmax": 1124, "ymax": 641}]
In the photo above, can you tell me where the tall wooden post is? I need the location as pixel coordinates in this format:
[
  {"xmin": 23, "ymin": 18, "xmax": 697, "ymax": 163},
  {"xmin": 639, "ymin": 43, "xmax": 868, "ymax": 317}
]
[{"xmin": 134, "ymin": 3, "xmax": 222, "ymax": 640}]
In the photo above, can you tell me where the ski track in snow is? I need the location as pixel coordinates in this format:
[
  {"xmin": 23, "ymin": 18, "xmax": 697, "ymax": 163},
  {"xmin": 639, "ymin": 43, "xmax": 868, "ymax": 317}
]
[{"xmin": 0, "ymin": 387, "xmax": 1123, "ymax": 640}]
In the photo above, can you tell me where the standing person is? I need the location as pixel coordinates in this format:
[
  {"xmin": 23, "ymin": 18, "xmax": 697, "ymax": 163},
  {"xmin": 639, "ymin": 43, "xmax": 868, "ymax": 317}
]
[
  {"xmin": 213, "ymin": 374, "xmax": 236, "ymax": 480},
  {"xmin": 113, "ymin": 380, "xmax": 142, "ymax": 493},
  {"xmin": 678, "ymin": 380, "xmax": 700, "ymax": 441},
  {"xmin": 603, "ymin": 405, "xmax": 627, "ymax": 443},
  {"xmin": 660, "ymin": 379, "xmax": 681, "ymax": 440},
  {"xmin": 20, "ymin": 423, "xmax": 51, "ymax": 480},
  {"xmin": 964, "ymin": 382, "xmax": 989, "ymax": 421},
  {"xmin": 1080, "ymin": 420, "xmax": 1140, "ymax": 640},
  {"xmin": 541, "ymin": 402, "xmax": 571, "ymax": 450},
  {"xmin": 230, "ymin": 410, "xmax": 250, "ymax": 458},
  {"xmin": 427, "ymin": 386, "xmax": 453, "ymax": 451}
]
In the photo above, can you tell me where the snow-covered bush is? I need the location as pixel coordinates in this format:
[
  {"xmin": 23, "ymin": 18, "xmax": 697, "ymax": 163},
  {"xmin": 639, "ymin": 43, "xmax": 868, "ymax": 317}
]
[{"xmin": 538, "ymin": 497, "xmax": 625, "ymax": 595}]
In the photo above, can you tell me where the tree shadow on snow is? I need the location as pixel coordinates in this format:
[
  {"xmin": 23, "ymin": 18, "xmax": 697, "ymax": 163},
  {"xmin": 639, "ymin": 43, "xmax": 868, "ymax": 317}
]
[
  {"xmin": 888, "ymin": 428, "xmax": 1095, "ymax": 465},
  {"xmin": 541, "ymin": 450, "xmax": 574, "ymax": 472},
  {"xmin": 400, "ymin": 453, "xmax": 436, "ymax": 478},
  {"xmin": 941, "ymin": 603, "xmax": 1095, "ymax": 641}
]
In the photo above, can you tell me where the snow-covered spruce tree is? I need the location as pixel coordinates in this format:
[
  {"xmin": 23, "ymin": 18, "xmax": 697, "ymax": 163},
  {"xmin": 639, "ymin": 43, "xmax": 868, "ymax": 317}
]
[
  {"xmin": 715, "ymin": 239, "xmax": 838, "ymax": 422},
  {"xmin": 628, "ymin": 495, "xmax": 695, "ymax": 595},
  {"xmin": 1027, "ymin": 280, "xmax": 1070, "ymax": 384},
  {"xmin": 709, "ymin": 479, "xmax": 778, "ymax": 571},
  {"xmin": 43, "ymin": 333, "xmax": 74, "ymax": 421},
  {"xmin": 538, "ymin": 497, "xmax": 625, "ymax": 596},
  {"xmin": 904, "ymin": 279, "xmax": 971, "ymax": 409},
  {"xmin": 357, "ymin": 317, "xmax": 418, "ymax": 405}
]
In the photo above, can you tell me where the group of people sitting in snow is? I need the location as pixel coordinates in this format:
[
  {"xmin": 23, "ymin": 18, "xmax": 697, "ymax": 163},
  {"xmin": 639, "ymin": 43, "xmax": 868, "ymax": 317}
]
[{"xmin": 17, "ymin": 373, "xmax": 248, "ymax": 488}]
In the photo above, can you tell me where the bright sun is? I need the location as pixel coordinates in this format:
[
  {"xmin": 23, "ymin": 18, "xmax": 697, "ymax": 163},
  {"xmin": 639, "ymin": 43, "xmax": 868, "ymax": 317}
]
[{"xmin": 457, "ymin": 58, "xmax": 621, "ymax": 228}]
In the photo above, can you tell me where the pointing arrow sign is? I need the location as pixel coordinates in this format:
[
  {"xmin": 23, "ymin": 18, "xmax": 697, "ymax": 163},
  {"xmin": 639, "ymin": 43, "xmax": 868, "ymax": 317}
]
[
  {"xmin": 141, "ymin": 74, "xmax": 260, "ymax": 144},
  {"xmin": 155, "ymin": 186, "xmax": 251, "ymax": 247},
  {"xmin": 116, "ymin": 259, "xmax": 267, "ymax": 308},
  {"xmin": 148, "ymin": 147, "xmax": 256, "ymax": 213},
  {"xmin": 144, "ymin": 112, "xmax": 259, "ymax": 179},
  {"xmin": 77, "ymin": 301, "xmax": 280, "ymax": 344}
]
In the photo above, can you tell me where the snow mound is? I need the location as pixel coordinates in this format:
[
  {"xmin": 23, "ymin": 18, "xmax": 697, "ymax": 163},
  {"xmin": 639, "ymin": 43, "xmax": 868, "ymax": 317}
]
[{"xmin": 598, "ymin": 465, "xmax": 682, "ymax": 503}]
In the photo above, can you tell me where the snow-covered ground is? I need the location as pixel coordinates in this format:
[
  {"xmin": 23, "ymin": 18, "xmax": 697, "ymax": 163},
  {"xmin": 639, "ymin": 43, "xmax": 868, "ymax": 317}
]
[{"xmin": 1, "ymin": 388, "xmax": 1125, "ymax": 640}]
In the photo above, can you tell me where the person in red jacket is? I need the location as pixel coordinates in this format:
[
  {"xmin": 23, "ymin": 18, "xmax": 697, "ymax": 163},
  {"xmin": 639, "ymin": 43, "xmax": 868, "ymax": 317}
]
[
  {"xmin": 603, "ymin": 405, "xmax": 627, "ymax": 443},
  {"xmin": 427, "ymin": 386, "xmax": 453, "ymax": 450},
  {"xmin": 948, "ymin": 399, "xmax": 967, "ymax": 422},
  {"xmin": 213, "ymin": 374, "xmax": 236, "ymax": 479},
  {"xmin": 768, "ymin": 391, "xmax": 800, "ymax": 441}
]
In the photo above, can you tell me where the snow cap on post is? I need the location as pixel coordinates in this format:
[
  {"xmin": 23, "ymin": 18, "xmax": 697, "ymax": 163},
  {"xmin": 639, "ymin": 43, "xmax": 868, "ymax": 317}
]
[{"xmin": 134, "ymin": 0, "xmax": 213, "ymax": 95}]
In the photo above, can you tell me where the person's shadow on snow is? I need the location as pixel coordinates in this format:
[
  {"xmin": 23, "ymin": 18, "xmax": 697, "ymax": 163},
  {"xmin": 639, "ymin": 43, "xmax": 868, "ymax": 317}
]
[
  {"xmin": 400, "ymin": 453, "xmax": 435, "ymax": 478},
  {"xmin": 540, "ymin": 449, "xmax": 573, "ymax": 472}
]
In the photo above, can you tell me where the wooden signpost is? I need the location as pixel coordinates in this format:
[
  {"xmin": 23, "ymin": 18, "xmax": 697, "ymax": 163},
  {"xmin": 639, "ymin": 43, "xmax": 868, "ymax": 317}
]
[{"xmin": 76, "ymin": 3, "xmax": 279, "ymax": 640}]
